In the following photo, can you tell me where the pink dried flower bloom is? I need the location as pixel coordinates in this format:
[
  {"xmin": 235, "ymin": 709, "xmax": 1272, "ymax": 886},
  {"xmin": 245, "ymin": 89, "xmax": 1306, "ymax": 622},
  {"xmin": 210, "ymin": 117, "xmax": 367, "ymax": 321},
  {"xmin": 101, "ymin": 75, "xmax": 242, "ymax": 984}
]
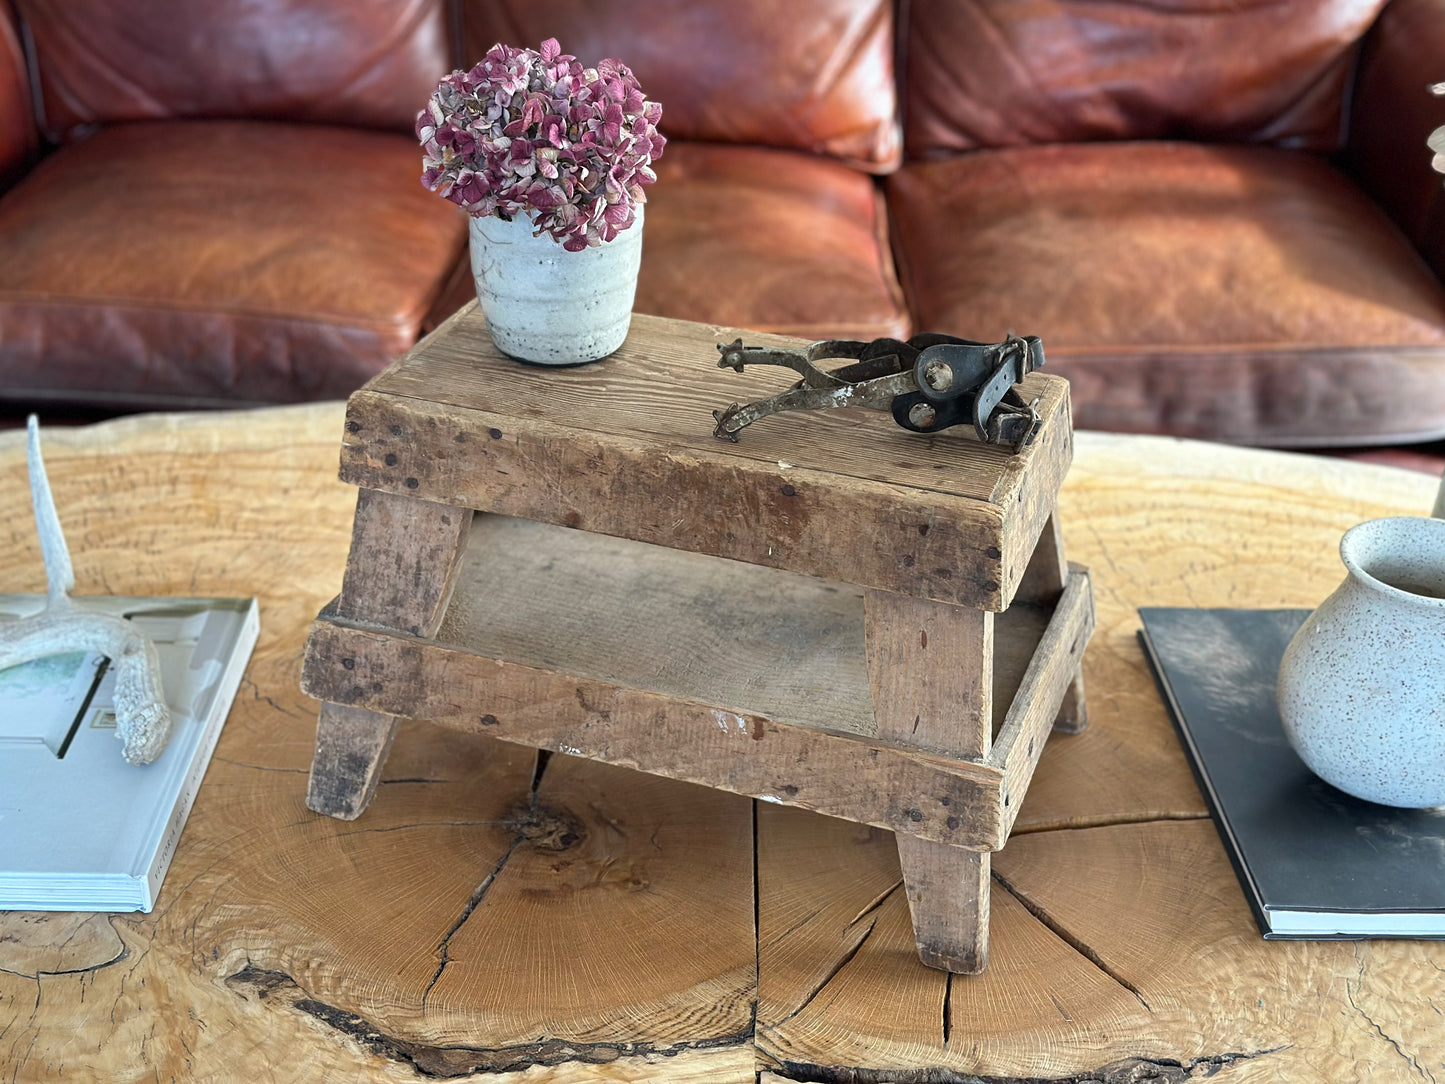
[{"xmin": 418, "ymin": 39, "xmax": 666, "ymax": 249}]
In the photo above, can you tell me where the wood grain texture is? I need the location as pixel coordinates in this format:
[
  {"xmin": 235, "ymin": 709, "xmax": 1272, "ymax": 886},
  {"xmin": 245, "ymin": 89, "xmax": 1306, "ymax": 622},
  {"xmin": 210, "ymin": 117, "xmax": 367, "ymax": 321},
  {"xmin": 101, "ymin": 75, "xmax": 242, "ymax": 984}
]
[
  {"xmin": 302, "ymin": 615, "xmax": 1009, "ymax": 850},
  {"xmin": 337, "ymin": 306, "xmax": 1074, "ymax": 611},
  {"xmin": 0, "ymin": 405, "xmax": 756, "ymax": 1084},
  {"xmin": 305, "ymin": 702, "xmax": 400, "ymax": 820},
  {"xmin": 989, "ymin": 569, "xmax": 1094, "ymax": 840},
  {"xmin": 863, "ymin": 592, "xmax": 993, "ymax": 760},
  {"xmin": 363, "ymin": 304, "xmax": 1043, "ymax": 501},
  {"xmin": 994, "ymin": 392, "xmax": 1075, "ymax": 609},
  {"xmin": 1011, "ymin": 433, "xmax": 1444, "ymax": 836},
  {"xmin": 309, "ymin": 487, "xmax": 472, "ymax": 818},
  {"xmin": 1016, "ymin": 513, "xmax": 1089, "ymax": 734},
  {"xmin": 301, "ymin": 513, "xmax": 1078, "ymax": 850},
  {"xmin": 440, "ymin": 514, "xmax": 879, "ymax": 740},
  {"xmin": 337, "ymin": 487, "xmax": 472, "ymax": 635},
  {"xmin": 758, "ymin": 809, "xmax": 1445, "ymax": 1081},
  {"xmin": 755, "ymin": 802, "xmax": 1153, "ymax": 1079},
  {"xmin": 865, "ymin": 590, "xmax": 994, "ymax": 973},
  {"xmin": 4, "ymin": 406, "xmax": 1444, "ymax": 1082},
  {"xmin": 756, "ymin": 434, "xmax": 1445, "ymax": 1082}
]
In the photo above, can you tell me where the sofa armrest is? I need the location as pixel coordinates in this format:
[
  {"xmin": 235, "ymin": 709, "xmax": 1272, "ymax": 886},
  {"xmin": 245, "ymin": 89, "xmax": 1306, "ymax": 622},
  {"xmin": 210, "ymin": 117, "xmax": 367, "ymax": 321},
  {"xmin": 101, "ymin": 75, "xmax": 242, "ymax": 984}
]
[{"xmin": 1347, "ymin": 0, "xmax": 1445, "ymax": 278}]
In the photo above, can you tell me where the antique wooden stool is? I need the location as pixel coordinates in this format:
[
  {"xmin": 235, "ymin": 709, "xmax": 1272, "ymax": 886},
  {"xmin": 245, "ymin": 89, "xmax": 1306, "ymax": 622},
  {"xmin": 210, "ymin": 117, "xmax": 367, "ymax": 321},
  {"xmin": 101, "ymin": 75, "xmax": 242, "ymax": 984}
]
[{"xmin": 300, "ymin": 304, "xmax": 1094, "ymax": 974}]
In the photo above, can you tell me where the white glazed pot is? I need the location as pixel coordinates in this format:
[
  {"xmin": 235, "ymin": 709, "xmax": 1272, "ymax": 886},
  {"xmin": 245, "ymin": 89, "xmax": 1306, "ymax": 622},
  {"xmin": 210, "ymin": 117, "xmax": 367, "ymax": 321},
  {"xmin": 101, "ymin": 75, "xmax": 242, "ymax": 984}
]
[
  {"xmin": 1277, "ymin": 515, "xmax": 1445, "ymax": 808},
  {"xmin": 468, "ymin": 206, "xmax": 643, "ymax": 365}
]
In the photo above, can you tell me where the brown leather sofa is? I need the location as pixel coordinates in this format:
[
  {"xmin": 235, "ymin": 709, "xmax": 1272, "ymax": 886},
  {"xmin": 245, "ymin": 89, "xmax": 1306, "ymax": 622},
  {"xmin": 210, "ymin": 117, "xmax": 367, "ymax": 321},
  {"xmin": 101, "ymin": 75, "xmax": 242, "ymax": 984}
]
[{"xmin": 2, "ymin": 0, "xmax": 1444, "ymax": 451}]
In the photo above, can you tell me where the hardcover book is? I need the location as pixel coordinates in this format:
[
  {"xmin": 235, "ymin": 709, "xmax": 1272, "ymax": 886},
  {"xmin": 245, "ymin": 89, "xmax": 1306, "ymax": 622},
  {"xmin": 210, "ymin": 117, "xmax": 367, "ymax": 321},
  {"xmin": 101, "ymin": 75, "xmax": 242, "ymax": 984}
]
[
  {"xmin": 0, "ymin": 595, "xmax": 259, "ymax": 912},
  {"xmin": 1138, "ymin": 606, "xmax": 1445, "ymax": 939}
]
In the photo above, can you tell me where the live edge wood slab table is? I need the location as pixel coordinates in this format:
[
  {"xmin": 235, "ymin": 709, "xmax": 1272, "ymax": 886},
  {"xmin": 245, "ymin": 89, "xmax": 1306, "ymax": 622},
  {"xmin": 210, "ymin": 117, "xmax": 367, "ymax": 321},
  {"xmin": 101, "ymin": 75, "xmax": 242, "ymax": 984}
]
[
  {"xmin": 299, "ymin": 306, "xmax": 1095, "ymax": 976},
  {"xmin": 3, "ymin": 402, "xmax": 1445, "ymax": 1082}
]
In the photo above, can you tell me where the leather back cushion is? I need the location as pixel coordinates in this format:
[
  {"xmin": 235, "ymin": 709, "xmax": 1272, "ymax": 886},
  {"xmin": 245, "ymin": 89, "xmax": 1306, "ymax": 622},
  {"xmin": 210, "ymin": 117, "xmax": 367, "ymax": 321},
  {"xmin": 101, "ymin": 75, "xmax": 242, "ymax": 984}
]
[
  {"xmin": 461, "ymin": 0, "xmax": 900, "ymax": 172},
  {"xmin": 0, "ymin": 4, "xmax": 34, "ymax": 187},
  {"xmin": 14, "ymin": 0, "xmax": 449, "ymax": 141},
  {"xmin": 905, "ymin": 0, "xmax": 1388, "ymax": 157}
]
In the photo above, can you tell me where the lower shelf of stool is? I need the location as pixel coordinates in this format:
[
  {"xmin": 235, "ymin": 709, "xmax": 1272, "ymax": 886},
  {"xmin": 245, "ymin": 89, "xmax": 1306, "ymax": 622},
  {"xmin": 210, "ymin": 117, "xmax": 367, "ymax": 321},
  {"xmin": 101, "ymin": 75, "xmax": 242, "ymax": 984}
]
[
  {"xmin": 302, "ymin": 514, "xmax": 1092, "ymax": 852},
  {"xmin": 307, "ymin": 514, "xmax": 1092, "ymax": 855}
]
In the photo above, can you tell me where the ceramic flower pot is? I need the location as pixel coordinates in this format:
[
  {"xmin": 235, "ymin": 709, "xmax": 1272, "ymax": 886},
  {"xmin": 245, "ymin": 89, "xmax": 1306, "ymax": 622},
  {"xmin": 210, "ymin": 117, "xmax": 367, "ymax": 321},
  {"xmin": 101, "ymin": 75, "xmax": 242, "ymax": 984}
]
[
  {"xmin": 1276, "ymin": 515, "xmax": 1445, "ymax": 808},
  {"xmin": 468, "ymin": 207, "xmax": 644, "ymax": 366}
]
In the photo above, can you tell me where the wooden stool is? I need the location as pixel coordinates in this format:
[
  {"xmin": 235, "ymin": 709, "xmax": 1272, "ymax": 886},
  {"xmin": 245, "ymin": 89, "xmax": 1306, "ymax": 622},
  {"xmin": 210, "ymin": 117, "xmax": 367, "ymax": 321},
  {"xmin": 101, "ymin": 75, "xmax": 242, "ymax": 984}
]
[{"xmin": 300, "ymin": 305, "xmax": 1094, "ymax": 974}]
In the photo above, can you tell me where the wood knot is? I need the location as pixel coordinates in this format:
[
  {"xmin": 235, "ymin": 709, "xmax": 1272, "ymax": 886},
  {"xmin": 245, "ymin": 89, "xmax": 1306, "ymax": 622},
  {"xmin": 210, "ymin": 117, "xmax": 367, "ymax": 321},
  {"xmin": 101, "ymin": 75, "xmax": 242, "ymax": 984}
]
[{"xmin": 508, "ymin": 806, "xmax": 584, "ymax": 852}]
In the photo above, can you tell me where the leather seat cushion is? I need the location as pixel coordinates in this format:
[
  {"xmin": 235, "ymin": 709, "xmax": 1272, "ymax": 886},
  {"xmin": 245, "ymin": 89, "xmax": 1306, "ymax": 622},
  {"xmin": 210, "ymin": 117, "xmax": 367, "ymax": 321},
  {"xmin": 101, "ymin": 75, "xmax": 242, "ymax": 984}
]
[
  {"xmin": 636, "ymin": 142, "xmax": 909, "ymax": 341},
  {"xmin": 0, "ymin": 120, "xmax": 466, "ymax": 408},
  {"xmin": 424, "ymin": 142, "xmax": 911, "ymax": 343},
  {"xmin": 888, "ymin": 142, "xmax": 1445, "ymax": 445}
]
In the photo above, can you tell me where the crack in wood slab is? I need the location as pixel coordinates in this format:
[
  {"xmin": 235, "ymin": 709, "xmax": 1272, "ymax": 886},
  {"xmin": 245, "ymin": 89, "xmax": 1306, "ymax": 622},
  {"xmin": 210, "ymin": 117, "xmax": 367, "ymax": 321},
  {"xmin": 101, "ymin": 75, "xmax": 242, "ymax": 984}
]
[
  {"xmin": 225, "ymin": 964, "xmax": 751, "ymax": 1078},
  {"xmin": 1347, "ymin": 946, "xmax": 1435, "ymax": 1082},
  {"xmin": 847, "ymin": 879, "xmax": 903, "ymax": 927},
  {"xmin": 420, "ymin": 753, "xmax": 565, "ymax": 1011},
  {"xmin": 419, "ymin": 833, "xmax": 526, "ymax": 1012},
  {"xmin": 941, "ymin": 973, "xmax": 953, "ymax": 1046},
  {"xmin": 990, "ymin": 872, "xmax": 1152, "ymax": 1013},
  {"xmin": 1009, "ymin": 813, "xmax": 1210, "ymax": 836},
  {"xmin": 0, "ymin": 947, "xmax": 128, "ymax": 980},
  {"xmin": 752, "ymin": 800, "xmax": 762, "ymax": 1039},
  {"xmin": 762, "ymin": 1047, "xmax": 1290, "ymax": 1084},
  {"xmin": 770, "ymin": 919, "xmax": 879, "ymax": 1029}
]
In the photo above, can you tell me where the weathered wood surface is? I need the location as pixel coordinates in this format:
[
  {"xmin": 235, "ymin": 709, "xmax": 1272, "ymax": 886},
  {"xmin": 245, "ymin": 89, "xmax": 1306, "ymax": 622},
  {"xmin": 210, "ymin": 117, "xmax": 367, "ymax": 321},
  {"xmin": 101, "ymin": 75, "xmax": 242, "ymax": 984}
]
[
  {"xmin": 3, "ymin": 406, "xmax": 1445, "ymax": 1082},
  {"xmin": 336, "ymin": 487, "xmax": 472, "ymax": 634},
  {"xmin": 337, "ymin": 307, "xmax": 1073, "ymax": 610},
  {"xmin": 307, "ymin": 487, "xmax": 472, "ymax": 819},
  {"xmin": 1015, "ymin": 512, "xmax": 1088, "ymax": 733},
  {"xmin": 865, "ymin": 591, "xmax": 994, "ymax": 973},
  {"xmin": 0, "ymin": 406, "xmax": 756, "ymax": 1083},
  {"xmin": 301, "ymin": 513, "xmax": 1089, "ymax": 850},
  {"xmin": 303, "ymin": 614, "xmax": 1013, "ymax": 850},
  {"xmin": 989, "ymin": 569, "xmax": 1094, "ymax": 840}
]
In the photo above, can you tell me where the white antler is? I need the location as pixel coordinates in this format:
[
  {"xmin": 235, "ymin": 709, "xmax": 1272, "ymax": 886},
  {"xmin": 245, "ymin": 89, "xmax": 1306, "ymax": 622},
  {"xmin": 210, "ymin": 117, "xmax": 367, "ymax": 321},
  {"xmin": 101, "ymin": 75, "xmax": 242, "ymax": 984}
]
[{"xmin": 0, "ymin": 418, "xmax": 171, "ymax": 764}]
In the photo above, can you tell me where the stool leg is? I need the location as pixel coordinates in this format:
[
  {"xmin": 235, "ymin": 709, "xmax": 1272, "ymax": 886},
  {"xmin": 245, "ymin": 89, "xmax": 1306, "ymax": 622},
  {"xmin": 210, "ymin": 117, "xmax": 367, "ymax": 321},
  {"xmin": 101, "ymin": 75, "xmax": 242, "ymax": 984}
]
[
  {"xmin": 865, "ymin": 591, "xmax": 993, "ymax": 974},
  {"xmin": 307, "ymin": 704, "xmax": 400, "ymax": 820},
  {"xmin": 1053, "ymin": 671, "xmax": 1089, "ymax": 735},
  {"xmin": 306, "ymin": 488, "xmax": 473, "ymax": 819},
  {"xmin": 896, "ymin": 839, "xmax": 990, "ymax": 974},
  {"xmin": 1016, "ymin": 511, "xmax": 1089, "ymax": 734}
]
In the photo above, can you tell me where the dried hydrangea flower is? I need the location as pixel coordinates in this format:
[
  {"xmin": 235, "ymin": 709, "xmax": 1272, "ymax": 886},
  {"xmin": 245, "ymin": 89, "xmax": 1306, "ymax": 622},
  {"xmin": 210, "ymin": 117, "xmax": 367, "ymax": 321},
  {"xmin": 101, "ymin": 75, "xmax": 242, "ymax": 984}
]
[{"xmin": 418, "ymin": 39, "xmax": 665, "ymax": 251}]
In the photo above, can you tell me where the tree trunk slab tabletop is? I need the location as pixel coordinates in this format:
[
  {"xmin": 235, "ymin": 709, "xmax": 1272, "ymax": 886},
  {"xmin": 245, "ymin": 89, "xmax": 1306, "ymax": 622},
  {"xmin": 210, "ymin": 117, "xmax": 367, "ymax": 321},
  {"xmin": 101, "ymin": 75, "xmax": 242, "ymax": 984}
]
[
  {"xmin": 1, "ymin": 404, "xmax": 1443, "ymax": 1082},
  {"xmin": 300, "ymin": 307, "xmax": 1094, "ymax": 975}
]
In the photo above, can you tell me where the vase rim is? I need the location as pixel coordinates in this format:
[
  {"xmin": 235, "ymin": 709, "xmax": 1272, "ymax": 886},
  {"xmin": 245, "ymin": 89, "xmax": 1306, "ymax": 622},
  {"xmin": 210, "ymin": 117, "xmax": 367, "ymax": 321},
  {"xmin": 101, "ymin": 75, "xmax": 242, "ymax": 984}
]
[{"xmin": 1339, "ymin": 515, "xmax": 1445, "ymax": 608}]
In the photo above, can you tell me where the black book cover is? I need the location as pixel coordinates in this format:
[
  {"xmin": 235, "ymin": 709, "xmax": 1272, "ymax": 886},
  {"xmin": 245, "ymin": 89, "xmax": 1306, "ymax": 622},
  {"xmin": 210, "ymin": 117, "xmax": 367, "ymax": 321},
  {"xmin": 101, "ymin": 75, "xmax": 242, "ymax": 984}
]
[{"xmin": 1138, "ymin": 607, "xmax": 1445, "ymax": 939}]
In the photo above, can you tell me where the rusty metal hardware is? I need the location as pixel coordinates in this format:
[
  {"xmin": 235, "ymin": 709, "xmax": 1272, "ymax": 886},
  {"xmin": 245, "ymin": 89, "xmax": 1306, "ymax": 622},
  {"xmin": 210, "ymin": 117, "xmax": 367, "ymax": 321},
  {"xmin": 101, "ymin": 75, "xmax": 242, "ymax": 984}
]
[{"xmin": 712, "ymin": 332, "xmax": 1046, "ymax": 449}]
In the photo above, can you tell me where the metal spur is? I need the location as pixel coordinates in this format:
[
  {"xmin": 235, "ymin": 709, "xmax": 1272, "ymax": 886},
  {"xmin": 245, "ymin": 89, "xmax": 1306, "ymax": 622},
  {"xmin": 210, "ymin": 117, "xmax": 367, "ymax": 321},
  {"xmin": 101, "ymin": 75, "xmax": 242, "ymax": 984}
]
[{"xmin": 711, "ymin": 331, "xmax": 1046, "ymax": 450}]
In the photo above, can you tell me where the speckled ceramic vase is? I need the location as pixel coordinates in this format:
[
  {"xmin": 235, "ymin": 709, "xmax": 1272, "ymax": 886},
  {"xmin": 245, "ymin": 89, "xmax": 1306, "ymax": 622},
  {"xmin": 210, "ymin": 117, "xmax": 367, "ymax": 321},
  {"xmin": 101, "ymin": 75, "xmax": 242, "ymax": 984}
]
[
  {"xmin": 1277, "ymin": 516, "xmax": 1445, "ymax": 808},
  {"xmin": 469, "ymin": 206, "xmax": 643, "ymax": 366}
]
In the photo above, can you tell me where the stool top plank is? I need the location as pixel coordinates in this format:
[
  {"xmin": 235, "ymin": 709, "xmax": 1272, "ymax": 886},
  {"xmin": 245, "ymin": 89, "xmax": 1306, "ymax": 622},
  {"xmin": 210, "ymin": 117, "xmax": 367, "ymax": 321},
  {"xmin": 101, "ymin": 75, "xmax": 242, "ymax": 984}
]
[{"xmin": 338, "ymin": 305, "xmax": 1072, "ymax": 610}]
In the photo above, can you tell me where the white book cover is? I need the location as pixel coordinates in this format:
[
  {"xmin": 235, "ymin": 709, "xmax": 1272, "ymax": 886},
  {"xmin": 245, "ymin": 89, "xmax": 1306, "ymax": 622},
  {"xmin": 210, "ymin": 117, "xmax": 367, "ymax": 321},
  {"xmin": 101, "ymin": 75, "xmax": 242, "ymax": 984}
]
[{"xmin": 0, "ymin": 595, "xmax": 260, "ymax": 912}]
